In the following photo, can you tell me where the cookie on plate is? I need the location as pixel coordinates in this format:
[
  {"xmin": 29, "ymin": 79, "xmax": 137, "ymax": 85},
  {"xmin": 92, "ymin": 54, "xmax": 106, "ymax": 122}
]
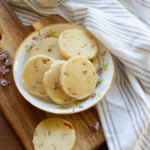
[
  {"xmin": 22, "ymin": 55, "xmax": 54, "ymax": 98},
  {"xmin": 30, "ymin": 38, "xmax": 62, "ymax": 60},
  {"xmin": 43, "ymin": 61, "xmax": 75, "ymax": 105},
  {"xmin": 60, "ymin": 56, "xmax": 97, "ymax": 100},
  {"xmin": 33, "ymin": 118, "xmax": 76, "ymax": 150},
  {"xmin": 58, "ymin": 29, "xmax": 98, "ymax": 59}
]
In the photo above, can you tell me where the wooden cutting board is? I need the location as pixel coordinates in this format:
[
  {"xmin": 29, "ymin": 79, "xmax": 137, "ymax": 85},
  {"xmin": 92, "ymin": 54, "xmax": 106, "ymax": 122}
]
[{"xmin": 0, "ymin": 0, "xmax": 105, "ymax": 150}]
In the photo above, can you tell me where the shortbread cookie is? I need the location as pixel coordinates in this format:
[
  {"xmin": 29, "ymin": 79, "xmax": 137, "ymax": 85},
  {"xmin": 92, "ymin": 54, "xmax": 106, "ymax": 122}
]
[
  {"xmin": 43, "ymin": 61, "xmax": 75, "ymax": 104},
  {"xmin": 58, "ymin": 29, "xmax": 98, "ymax": 59},
  {"xmin": 30, "ymin": 38, "xmax": 62, "ymax": 60},
  {"xmin": 60, "ymin": 56, "xmax": 97, "ymax": 100},
  {"xmin": 22, "ymin": 55, "xmax": 54, "ymax": 98},
  {"xmin": 33, "ymin": 118, "xmax": 76, "ymax": 150}
]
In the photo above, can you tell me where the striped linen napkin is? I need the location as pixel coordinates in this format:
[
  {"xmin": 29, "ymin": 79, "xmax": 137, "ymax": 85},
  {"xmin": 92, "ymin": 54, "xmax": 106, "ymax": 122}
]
[{"xmin": 7, "ymin": 0, "xmax": 150, "ymax": 150}]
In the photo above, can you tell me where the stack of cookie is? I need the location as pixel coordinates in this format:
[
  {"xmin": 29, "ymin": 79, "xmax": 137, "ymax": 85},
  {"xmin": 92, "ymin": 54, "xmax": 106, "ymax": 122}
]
[{"xmin": 22, "ymin": 28, "xmax": 98, "ymax": 105}]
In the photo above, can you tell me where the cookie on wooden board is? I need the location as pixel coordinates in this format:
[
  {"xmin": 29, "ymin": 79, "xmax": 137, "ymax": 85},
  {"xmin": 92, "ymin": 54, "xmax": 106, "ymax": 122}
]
[
  {"xmin": 60, "ymin": 56, "xmax": 97, "ymax": 100},
  {"xmin": 43, "ymin": 61, "xmax": 75, "ymax": 104},
  {"xmin": 22, "ymin": 55, "xmax": 54, "ymax": 98},
  {"xmin": 33, "ymin": 118, "xmax": 76, "ymax": 150},
  {"xmin": 58, "ymin": 29, "xmax": 98, "ymax": 59}
]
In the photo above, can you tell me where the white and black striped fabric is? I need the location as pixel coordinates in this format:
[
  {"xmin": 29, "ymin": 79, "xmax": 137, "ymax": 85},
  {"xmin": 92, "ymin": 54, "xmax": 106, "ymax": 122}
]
[{"xmin": 7, "ymin": 0, "xmax": 150, "ymax": 150}]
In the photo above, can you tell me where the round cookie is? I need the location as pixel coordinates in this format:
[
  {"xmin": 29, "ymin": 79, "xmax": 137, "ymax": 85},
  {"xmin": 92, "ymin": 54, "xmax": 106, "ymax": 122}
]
[
  {"xmin": 60, "ymin": 56, "xmax": 97, "ymax": 100},
  {"xmin": 58, "ymin": 29, "xmax": 98, "ymax": 59},
  {"xmin": 30, "ymin": 38, "xmax": 62, "ymax": 60},
  {"xmin": 22, "ymin": 55, "xmax": 54, "ymax": 98},
  {"xmin": 43, "ymin": 61, "xmax": 75, "ymax": 105},
  {"xmin": 33, "ymin": 118, "xmax": 76, "ymax": 150}
]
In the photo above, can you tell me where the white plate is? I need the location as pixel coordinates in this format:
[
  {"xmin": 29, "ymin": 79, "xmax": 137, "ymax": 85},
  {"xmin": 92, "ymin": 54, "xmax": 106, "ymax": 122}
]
[{"xmin": 13, "ymin": 23, "xmax": 114, "ymax": 114}]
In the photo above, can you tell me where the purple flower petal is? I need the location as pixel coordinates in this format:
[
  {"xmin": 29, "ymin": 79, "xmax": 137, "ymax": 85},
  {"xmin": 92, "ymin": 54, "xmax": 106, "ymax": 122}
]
[
  {"xmin": 0, "ymin": 66, "xmax": 9, "ymax": 74},
  {"xmin": 0, "ymin": 53, "xmax": 8, "ymax": 60},
  {"xmin": 32, "ymin": 36, "xmax": 38, "ymax": 42},
  {"xmin": 89, "ymin": 122, "xmax": 99, "ymax": 130},
  {"xmin": 0, "ymin": 79, "xmax": 11, "ymax": 86},
  {"xmin": 0, "ymin": 48, "xmax": 8, "ymax": 55},
  {"xmin": 5, "ymin": 59, "xmax": 13, "ymax": 66},
  {"xmin": 97, "ymin": 68, "xmax": 103, "ymax": 75},
  {"xmin": 78, "ymin": 105, "xmax": 84, "ymax": 109}
]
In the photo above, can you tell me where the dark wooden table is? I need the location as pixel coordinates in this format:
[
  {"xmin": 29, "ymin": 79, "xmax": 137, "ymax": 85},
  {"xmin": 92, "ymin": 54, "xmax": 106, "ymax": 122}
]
[{"xmin": 0, "ymin": 111, "xmax": 24, "ymax": 150}]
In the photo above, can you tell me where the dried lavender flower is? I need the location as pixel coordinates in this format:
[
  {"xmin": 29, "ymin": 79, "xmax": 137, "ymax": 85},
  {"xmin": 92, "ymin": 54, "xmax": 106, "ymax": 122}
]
[
  {"xmin": 0, "ymin": 48, "xmax": 8, "ymax": 55},
  {"xmin": 0, "ymin": 53, "xmax": 8, "ymax": 60},
  {"xmin": 89, "ymin": 122, "xmax": 99, "ymax": 130},
  {"xmin": 5, "ymin": 59, "xmax": 13, "ymax": 66},
  {"xmin": 0, "ymin": 79, "xmax": 11, "ymax": 86},
  {"xmin": 0, "ymin": 66, "xmax": 9, "ymax": 75},
  {"xmin": 0, "ymin": 48, "xmax": 8, "ymax": 60}
]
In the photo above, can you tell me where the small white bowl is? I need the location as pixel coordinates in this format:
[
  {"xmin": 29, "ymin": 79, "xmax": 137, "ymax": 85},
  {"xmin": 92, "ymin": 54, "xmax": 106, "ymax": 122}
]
[{"xmin": 13, "ymin": 23, "xmax": 114, "ymax": 114}]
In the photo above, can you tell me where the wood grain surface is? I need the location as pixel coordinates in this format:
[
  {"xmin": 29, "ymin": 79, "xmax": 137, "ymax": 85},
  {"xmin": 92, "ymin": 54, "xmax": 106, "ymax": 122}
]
[
  {"xmin": 0, "ymin": 110, "xmax": 24, "ymax": 150},
  {"xmin": 0, "ymin": 0, "xmax": 105, "ymax": 150}
]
